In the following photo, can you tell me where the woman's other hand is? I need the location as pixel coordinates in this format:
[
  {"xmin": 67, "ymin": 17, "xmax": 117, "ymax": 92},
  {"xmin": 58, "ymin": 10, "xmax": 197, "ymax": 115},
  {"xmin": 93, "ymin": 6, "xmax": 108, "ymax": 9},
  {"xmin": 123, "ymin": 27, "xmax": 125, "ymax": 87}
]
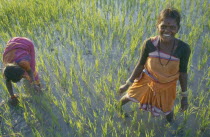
[
  {"xmin": 33, "ymin": 84, "xmax": 42, "ymax": 92},
  {"xmin": 118, "ymin": 84, "xmax": 130, "ymax": 95},
  {"xmin": 180, "ymin": 97, "xmax": 188, "ymax": 112}
]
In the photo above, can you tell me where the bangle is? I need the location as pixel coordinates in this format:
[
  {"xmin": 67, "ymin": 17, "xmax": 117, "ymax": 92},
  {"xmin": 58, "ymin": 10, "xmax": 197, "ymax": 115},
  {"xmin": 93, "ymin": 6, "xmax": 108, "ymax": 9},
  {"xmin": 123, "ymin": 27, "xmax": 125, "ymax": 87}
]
[
  {"xmin": 126, "ymin": 79, "xmax": 133, "ymax": 86},
  {"xmin": 180, "ymin": 91, "xmax": 188, "ymax": 97}
]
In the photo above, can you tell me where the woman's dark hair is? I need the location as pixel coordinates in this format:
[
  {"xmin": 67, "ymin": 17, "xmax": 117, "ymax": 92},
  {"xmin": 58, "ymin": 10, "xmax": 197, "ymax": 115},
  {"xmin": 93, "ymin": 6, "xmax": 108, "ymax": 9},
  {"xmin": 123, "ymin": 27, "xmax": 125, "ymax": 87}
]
[
  {"xmin": 157, "ymin": 8, "xmax": 181, "ymax": 28},
  {"xmin": 3, "ymin": 64, "xmax": 25, "ymax": 83}
]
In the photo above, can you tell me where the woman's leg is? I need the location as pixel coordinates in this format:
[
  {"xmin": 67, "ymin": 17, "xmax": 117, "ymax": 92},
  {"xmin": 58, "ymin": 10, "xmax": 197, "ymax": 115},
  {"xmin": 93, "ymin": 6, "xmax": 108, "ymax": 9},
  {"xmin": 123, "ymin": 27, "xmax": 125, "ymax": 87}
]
[
  {"xmin": 166, "ymin": 110, "xmax": 174, "ymax": 122},
  {"xmin": 117, "ymin": 94, "xmax": 130, "ymax": 117},
  {"xmin": 119, "ymin": 94, "xmax": 130, "ymax": 106}
]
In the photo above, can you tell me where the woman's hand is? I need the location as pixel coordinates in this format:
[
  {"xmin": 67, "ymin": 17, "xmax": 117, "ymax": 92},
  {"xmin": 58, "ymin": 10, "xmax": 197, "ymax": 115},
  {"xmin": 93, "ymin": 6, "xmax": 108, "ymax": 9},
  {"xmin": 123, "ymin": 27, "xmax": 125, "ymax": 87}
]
[
  {"xmin": 9, "ymin": 94, "xmax": 19, "ymax": 106},
  {"xmin": 27, "ymin": 69, "xmax": 41, "ymax": 92},
  {"xmin": 118, "ymin": 83, "xmax": 130, "ymax": 95},
  {"xmin": 180, "ymin": 97, "xmax": 188, "ymax": 112},
  {"xmin": 33, "ymin": 84, "xmax": 41, "ymax": 92}
]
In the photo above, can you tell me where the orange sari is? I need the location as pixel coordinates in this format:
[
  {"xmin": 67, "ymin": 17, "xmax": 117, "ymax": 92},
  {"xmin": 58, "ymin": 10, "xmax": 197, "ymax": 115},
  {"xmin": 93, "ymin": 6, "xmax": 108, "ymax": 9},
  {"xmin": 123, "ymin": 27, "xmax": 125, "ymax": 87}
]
[{"xmin": 127, "ymin": 37, "xmax": 180, "ymax": 116}]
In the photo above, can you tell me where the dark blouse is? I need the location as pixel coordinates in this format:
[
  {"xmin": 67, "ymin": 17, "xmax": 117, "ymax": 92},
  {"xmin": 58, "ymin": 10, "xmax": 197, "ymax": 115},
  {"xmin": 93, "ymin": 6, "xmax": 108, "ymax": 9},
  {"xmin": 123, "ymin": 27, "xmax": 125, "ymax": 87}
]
[{"xmin": 139, "ymin": 38, "xmax": 191, "ymax": 73}]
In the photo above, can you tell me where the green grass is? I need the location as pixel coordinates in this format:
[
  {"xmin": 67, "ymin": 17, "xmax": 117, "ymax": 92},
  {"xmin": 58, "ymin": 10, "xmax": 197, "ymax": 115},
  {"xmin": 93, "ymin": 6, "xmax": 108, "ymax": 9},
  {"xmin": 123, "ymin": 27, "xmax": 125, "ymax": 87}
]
[{"xmin": 0, "ymin": 0, "xmax": 209, "ymax": 136}]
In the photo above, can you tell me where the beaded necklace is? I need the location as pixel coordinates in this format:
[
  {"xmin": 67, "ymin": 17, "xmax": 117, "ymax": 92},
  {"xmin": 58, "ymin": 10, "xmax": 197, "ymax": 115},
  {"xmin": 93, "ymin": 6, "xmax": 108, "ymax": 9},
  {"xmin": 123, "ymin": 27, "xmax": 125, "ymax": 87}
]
[{"xmin": 157, "ymin": 39, "xmax": 175, "ymax": 67}]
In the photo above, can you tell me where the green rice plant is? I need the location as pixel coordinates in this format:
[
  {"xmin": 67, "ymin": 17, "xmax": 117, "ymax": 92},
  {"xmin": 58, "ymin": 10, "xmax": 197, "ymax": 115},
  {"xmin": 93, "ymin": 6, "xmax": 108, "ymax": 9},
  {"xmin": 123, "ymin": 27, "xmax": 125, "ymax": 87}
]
[
  {"xmin": 101, "ymin": 122, "xmax": 108, "ymax": 137},
  {"xmin": 125, "ymin": 126, "xmax": 131, "ymax": 137},
  {"xmin": 111, "ymin": 126, "xmax": 119, "ymax": 137},
  {"xmin": 32, "ymin": 127, "xmax": 43, "ymax": 137},
  {"xmin": 199, "ymin": 106, "xmax": 209, "ymax": 132},
  {"xmin": 131, "ymin": 111, "xmax": 138, "ymax": 126},
  {"xmin": 198, "ymin": 90, "xmax": 206, "ymax": 108},
  {"xmin": 71, "ymin": 99, "xmax": 79, "ymax": 117},
  {"xmin": 22, "ymin": 103, "xmax": 30, "ymax": 124},
  {"xmin": 76, "ymin": 120, "xmax": 85, "ymax": 136},
  {"xmin": 196, "ymin": 129, "xmax": 202, "ymax": 137},
  {"xmin": 28, "ymin": 106, "xmax": 42, "ymax": 124},
  {"xmin": 3, "ymin": 117, "xmax": 13, "ymax": 130},
  {"xmin": 145, "ymin": 129, "xmax": 155, "ymax": 137},
  {"xmin": 197, "ymin": 34, "xmax": 210, "ymax": 70},
  {"xmin": 59, "ymin": 98, "xmax": 70, "ymax": 123}
]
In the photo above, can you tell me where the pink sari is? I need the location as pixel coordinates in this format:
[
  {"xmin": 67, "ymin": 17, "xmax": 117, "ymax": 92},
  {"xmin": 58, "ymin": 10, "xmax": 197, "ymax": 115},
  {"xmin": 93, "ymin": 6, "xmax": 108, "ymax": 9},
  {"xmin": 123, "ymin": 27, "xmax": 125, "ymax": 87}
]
[{"xmin": 3, "ymin": 37, "xmax": 39, "ymax": 84}]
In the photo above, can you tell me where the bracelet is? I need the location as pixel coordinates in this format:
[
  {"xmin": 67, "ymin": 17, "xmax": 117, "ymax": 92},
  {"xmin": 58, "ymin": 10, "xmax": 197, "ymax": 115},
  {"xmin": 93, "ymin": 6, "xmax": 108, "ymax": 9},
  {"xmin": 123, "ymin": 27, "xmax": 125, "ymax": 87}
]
[
  {"xmin": 180, "ymin": 91, "xmax": 188, "ymax": 97},
  {"xmin": 126, "ymin": 79, "xmax": 133, "ymax": 86}
]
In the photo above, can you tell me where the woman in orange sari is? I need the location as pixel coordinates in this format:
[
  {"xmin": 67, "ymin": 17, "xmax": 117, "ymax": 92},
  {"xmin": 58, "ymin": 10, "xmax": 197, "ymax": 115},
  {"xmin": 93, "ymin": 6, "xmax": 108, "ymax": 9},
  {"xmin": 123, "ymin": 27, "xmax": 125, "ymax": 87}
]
[
  {"xmin": 2, "ymin": 37, "xmax": 41, "ymax": 105},
  {"xmin": 118, "ymin": 8, "xmax": 191, "ymax": 122}
]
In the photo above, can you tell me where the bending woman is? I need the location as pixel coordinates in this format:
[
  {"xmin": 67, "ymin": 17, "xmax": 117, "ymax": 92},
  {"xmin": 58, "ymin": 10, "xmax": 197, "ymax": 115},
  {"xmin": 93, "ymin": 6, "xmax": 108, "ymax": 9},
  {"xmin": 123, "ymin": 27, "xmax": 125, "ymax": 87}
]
[
  {"xmin": 2, "ymin": 37, "xmax": 41, "ymax": 105},
  {"xmin": 118, "ymin": 8, "xmax": 191, "ymax": 122}
]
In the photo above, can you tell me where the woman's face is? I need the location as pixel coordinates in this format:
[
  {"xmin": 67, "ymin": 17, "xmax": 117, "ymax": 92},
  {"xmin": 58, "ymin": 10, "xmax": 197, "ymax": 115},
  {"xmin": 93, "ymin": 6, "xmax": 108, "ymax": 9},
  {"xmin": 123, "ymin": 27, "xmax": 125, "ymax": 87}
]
[{"xmin": 157, "ymin": 18, "xmax": 179, "ymax": 43}]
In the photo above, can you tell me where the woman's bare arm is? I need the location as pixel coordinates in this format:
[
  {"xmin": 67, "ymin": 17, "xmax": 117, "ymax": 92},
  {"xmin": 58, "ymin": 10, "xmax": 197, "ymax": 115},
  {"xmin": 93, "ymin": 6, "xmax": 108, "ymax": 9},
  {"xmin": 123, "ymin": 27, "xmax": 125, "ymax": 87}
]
[
  {"xmin": 179, "ymin": 72, "xmax": 188, "ymax": 112},
  {"xmin": 128, "ymin": 61, "xmax": 144, "ymax": 82},
  {"xmin": 5, "ymin": 80, "xmax": 14, "ymax": 97},
  {"xmin": 119, "ymin": 60, "xmax": 144, "ymax": 94},
  {"xmin": 179, "ymin": 72, "xmax": 188, "ymax": 92},
  {"xmin": 27, "ymin": 69, "xmax": 41, "ymax": 92}
]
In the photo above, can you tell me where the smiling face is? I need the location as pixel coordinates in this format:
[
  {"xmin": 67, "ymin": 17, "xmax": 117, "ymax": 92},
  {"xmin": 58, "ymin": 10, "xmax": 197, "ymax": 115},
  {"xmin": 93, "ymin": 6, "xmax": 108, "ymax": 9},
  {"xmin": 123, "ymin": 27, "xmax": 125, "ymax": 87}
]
[{"xmin": 157, "ymin": 18, "xmax": 179, "ymax": 43}]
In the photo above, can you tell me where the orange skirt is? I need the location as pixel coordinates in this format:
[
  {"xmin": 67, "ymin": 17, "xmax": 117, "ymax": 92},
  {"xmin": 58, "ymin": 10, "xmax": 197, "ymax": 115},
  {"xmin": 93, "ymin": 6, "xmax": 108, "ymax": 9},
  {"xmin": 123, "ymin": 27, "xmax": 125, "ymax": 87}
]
[{"xmin": 127, "ymin": 73, "xmax": 177, "ymax": 116}]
